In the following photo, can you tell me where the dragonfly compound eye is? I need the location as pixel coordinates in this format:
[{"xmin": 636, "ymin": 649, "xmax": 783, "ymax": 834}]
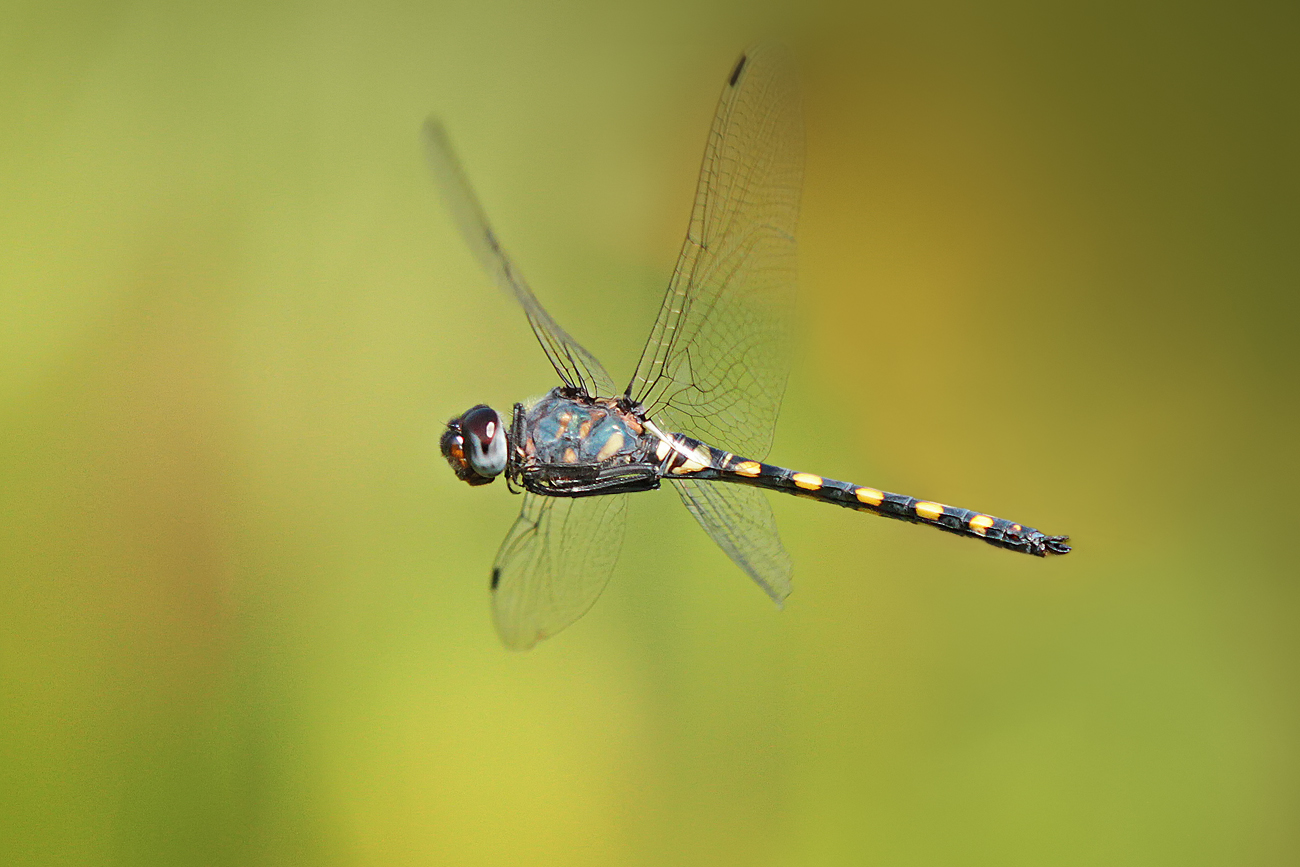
[
  {"xmin": 441, "ymin": 405, "xmax": 503, "ymax": 485},
  {"xmin": 459, "ymin": 405, "xmax": 507, "ymax": 482}
]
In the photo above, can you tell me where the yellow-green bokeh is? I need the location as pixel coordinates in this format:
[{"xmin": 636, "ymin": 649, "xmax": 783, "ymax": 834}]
[{"xmin": 2, "ymin": 1, "xmax": 1297, "ymax": 864}]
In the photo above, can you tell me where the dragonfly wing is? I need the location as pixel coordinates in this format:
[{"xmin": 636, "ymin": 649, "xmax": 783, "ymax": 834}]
[
  {"xmin": 627, "ymin": 45, "xmax": 804, "ymax": 460},
  {"xmin": 674, "ymin": 478, "xmax": 792, "ymax": 605},
  {"xmin": 425, "ymin": 120, "xmax": 616, "ymax": 398},
  {"xmin": 490, "ymin": 492, "xmax": 629, "ymax": 650}
]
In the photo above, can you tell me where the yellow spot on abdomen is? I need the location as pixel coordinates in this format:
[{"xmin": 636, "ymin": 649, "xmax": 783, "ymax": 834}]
[
  {"xmin": 733, "ymin": 460, "xmax": 761, "ymax": 477},
  {"xmin": 671, "ymin": 459, "xmax": 706, "ymax": 474},
  {"xmin": 969, "ymin": 514, "xmax": 995, "ymax": 535},
  {"xmin": 595, "ymin": 430, "xmax": 624, "ymax": 462},
  {"xmin": 915, "ymin": 501, "xmax": 945, "ymax": 521},
  {"xmin": 792, "ymin": 473, "xmax": 823, "ymax": 490},
  {"xmin": 855, "ymin": 487, "xmax": 884, "ymax": 505},
  {"xmin": 655, "ymin": 439, "xmax": 671, "ymax": 461}
]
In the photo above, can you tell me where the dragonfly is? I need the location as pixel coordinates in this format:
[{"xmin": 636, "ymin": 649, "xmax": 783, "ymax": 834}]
[{"xmin": 428, "ymin": 46, "xmax": 1070, "ymax": 650}]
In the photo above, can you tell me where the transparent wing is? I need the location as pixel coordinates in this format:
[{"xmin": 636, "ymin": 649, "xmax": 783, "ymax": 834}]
[
  {"xmin": 626, "ymin": 45, "xmax": 804, "ymax": 460},
  {"xmin": 425, "ymin": 120, "xmax": 616, "ymax": 398},
  {"xmin": 674, "ymin": 478, "xmax": 792, "ymax": 605},
  {"xmin": 490, "ymin": 492, "xmax": 629, "ymax": 650}
]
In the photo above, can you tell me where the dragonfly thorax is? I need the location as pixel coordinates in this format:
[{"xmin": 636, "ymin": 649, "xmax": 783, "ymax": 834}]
[
  {"xmin": 442, "ymin": 404, "xmax": 508, "ymax": 485},
  {"xmin": 520, "ymin": 390, "xmax": 650, "ymax": 469},
  {"xmin": 502, "ymin": 388, "xmax": 663, "ymax": 498}
]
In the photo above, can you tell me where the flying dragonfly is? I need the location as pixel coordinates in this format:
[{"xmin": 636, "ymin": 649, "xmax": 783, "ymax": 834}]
[{"xmin": 427, "ymin": 46, "xmax": 1070, "ymax": 650}]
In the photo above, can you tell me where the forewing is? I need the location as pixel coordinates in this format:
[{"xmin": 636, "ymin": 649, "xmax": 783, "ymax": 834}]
[
  {"xmin": 674, "ymin": 479, "xmax": 792, "ymax": 605},
  {"xmin": 490, "ymin": 492, "xmax": 629, "ymax": 650},
  {"xmin": 425, "ymin": 120, "xmax": 616, "ymax": 398},
  {"xmin": 627, "ymin": 45, "xmax": 804, "ymax": 460}
]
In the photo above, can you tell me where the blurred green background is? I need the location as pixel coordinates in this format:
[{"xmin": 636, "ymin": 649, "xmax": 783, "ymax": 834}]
[{"xmin": 2, "ymin": 0, "xmax": 1297, "ymax": 864}]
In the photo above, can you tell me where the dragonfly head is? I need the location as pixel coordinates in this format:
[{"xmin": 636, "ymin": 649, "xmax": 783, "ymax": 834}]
[{"xmin": 442, "ymin": 405, "xmax": 508, "ymax": 486}]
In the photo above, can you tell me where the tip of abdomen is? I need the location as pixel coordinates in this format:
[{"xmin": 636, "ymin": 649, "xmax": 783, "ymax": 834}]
[{"xmin": 1039, "ymin": 535, "xmax": 1072, "ymax": 555}]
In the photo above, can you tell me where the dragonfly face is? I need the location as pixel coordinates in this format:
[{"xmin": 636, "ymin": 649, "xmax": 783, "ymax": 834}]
[{"xmin": 441, "ymin": 404, "xmax": 508, "ymax": 486}]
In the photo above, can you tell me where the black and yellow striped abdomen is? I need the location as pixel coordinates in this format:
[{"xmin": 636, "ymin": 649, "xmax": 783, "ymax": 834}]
[{"xmin": 655, "ymin": 433, "xmax": 1070, "ymax": 557}]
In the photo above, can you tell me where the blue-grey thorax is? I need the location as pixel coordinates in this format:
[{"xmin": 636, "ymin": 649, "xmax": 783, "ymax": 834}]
[{"xmin": 518, "ymin": 389, "xmax": 654, "ymax": 470}]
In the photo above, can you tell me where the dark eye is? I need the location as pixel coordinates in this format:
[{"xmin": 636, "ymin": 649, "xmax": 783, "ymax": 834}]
[
  {"xmin": 457, "ymin": 405, "xmax": 507, "ymax": 482},
  {"xmin": 462, "ymin": 405, "xmax": 499, "ymax": 446}
]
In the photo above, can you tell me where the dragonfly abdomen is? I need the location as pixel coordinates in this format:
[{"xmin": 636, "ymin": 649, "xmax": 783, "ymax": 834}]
[{"xmin": 659, "ymin": 434, "xmax": 1070, "ymax": 557}]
